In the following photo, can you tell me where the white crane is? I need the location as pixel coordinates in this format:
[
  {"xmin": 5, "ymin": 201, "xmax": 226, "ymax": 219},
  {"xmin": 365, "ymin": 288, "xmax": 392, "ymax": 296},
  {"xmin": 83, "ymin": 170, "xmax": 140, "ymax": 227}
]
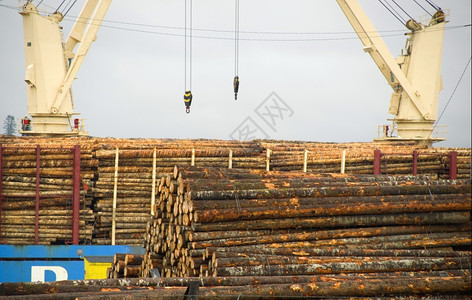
[
  {"xmin": 19, "ymin": 0, "xmax": 111, "ymax": 136},
  {"xmin": 337, "ymin": 0, "xmax": 447, "ymax": 147}
]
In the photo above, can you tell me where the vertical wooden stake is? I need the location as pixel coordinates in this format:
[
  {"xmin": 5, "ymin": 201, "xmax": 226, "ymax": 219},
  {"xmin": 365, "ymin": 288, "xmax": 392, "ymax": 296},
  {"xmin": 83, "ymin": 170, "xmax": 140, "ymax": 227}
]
[
  {"xmin": 228, "ymin": 149, "xmax": 233, "ymax": 169},
  {"xmin": 266, "ymin": 149, "xmax": 271, "ymax": 172},
  {"xmin": 72, "ymin": 145, "xmax": 81, "ymax": 245},
  {"xmin": 35, "ymin": 144, "xmax": 40, "ymax": 245},
  {"xmin": 191, "ymin": 149, "xmax": 195, "ymax": 166},
  {"xmin": 151, "ymin": 148, "xmax": 157, "ymax": 216},
  {"xmin": 112, "ymin": 147, "xmax": 119, "ymax": 245},
  {"xmin": 341, "ymin": 149, "xmax": 346, "ymax": 174},
  {"xmin": 303, "ymin": 149, "xmax": 308, "ymax": 173}
]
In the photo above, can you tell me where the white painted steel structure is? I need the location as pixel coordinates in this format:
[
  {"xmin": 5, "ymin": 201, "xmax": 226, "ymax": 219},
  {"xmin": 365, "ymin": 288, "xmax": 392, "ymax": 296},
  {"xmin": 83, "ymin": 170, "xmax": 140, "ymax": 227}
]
[
  {"xmin": 337, "ymin": 0, "xmax": 447, "ymax": 146},
  {"xmin": 19, "ymin": 0, "xmax": 111, "ymax": 136}
]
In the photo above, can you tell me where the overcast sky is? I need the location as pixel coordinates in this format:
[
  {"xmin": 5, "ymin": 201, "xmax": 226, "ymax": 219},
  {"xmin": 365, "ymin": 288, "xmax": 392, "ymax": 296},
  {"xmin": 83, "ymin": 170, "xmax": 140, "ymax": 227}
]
[{"xmin": 1, "ymin": 0, "xmax": 470, "ymax": 147}]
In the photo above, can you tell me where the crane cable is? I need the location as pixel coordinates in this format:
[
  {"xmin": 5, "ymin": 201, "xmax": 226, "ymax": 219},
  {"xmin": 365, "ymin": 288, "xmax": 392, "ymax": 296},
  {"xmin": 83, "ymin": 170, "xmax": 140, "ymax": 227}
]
[
  {"xmin": 183, "ymin": 0, "xmax": 193, "ymax": 113},
  {"xmin": 54, "ymin": 0, "xmax": 77, "ymax": 17},
  {"xmin": 424, "ymin": 0, "xmax": 440, "ymax": 11},
  {"xmin": 63, "ymin": 0, "xmax": 78, "ymax": 17},
  {"xmin": 61, "ymin": 0, "xmax": 74, "ymax": 14},
  {"xmin": 391, "ymin": 0, "xmax": 416, "ymax": 23},
  {"xmin": 378, "ymin": 0, "xmax": 406, "ymax": 26},
  {"xmin": 55, "ymin": 0, "xmax": 66, "ymax": 13},
  {"xmin": 413, "ymin": 0, "xmax": 432, "ymax": 17},
  {"xmin": 233, "ymin": 0, "xmax": 240, "ymax": 100}
]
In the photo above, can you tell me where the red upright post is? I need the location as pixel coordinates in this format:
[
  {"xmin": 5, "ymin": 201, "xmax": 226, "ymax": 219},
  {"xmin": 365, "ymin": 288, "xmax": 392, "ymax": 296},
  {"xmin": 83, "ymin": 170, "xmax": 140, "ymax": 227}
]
[
  {"xmin": 35, "ymin": 145, "xmax": 40, "ymax": 245},
  {"xmin": 0, "ymin": 144, "xmax": 3, "ymax": 244},
  {"xmin": 72, "ymin": 145, "xmax": 81, "ymax": 245},
  {"xmin": 412, "ymin": 150, "xmax": 418, "ymax": 176},
  {"xmin": 449, "ymin": 151, "xmax": 458, "ymax": 180},
  {"xmin": 373, "ymin": 150, "xmax": 382, "ymax": 175}
]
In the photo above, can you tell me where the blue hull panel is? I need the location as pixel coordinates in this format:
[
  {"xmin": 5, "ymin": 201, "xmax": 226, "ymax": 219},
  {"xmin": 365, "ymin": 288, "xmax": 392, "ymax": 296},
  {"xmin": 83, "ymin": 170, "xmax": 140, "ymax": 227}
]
[{"xmin": 0, "ymin": 245, "xmax": 145, "ymax": 283}]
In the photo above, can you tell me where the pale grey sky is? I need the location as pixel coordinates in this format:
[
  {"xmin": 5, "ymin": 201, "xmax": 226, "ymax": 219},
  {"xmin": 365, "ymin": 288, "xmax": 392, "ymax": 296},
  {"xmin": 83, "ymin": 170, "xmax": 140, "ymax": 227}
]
[{"xmin": 1, "ymin": 0, "xmax": 470, "ymax": 147}]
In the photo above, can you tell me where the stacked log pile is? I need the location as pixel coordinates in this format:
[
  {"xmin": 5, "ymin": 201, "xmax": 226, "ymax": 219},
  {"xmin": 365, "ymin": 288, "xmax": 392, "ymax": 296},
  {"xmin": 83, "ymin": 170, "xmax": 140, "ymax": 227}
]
[
  {"xmin": 106, "ymin": 253, "xmax": 157, "ymax": 279},
  {"xmin": 137, "ymin": 166, "xmax": 471, "ymax": 297},
  {"xmin": 1, "ymin": 136, "xmax": 470, "ymax": 249},
  {"xmin": 0, "ymin": 142, "xmax": 96, "ymax": 245},
  {"xmin": 91, "ymin": 140, "xmax": 263, "ymax": 245},
  {"xmin": 429, "ymin": 147, "xmax": 471, "ymax": 179},
  {"xmin": 0, "ymin": 134, "xmax": 471, "ymax": 298},
  {"xmin": 261, "ymin": 140, "xmax": 471, "ymax": 179}
]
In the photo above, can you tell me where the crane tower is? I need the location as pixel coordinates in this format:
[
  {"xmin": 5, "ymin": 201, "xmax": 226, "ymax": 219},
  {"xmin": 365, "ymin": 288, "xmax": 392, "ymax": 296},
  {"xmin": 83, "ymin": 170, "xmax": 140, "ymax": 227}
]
[{"xmin": 19, "ymin": 0, "xmax": 111, "ymax": 136}]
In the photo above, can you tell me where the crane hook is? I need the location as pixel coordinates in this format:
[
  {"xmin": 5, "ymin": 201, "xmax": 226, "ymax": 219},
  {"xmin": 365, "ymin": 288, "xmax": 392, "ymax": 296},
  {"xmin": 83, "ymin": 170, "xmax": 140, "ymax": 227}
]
[
  {"xmin": 233, "ymin": 76, "xmax": 239, "ymax": 100},
  {"xmin": 184, "ymin": 90, "xmax": 193, "ymax": 114}
]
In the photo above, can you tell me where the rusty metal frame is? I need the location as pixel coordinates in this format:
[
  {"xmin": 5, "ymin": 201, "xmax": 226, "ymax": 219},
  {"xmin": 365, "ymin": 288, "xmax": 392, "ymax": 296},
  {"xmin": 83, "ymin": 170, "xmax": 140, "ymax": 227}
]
[
  {"xmin": 413, "ymin": 150, "xmax": 418, "ymax": 176},
  {"xmin": 0, "ymin": 144, "xmax": 80, "ymax": 245},
  {"xmin": 373, "ymin": 150, "xmax": 382, "ymax": 175},
  {"xmin": 449, "ymin": 151, "xmax": 457, "ymax": 180},
  {"xmin": 374, "ymin": 150, "xmax": 458, "ymax": 179}
]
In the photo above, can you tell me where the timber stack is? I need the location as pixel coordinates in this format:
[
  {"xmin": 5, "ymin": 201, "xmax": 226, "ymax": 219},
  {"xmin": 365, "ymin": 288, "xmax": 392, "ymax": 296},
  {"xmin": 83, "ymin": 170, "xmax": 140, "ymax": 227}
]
[
  {"xmin": 261, "ymin": 140, "xmax": 471, "ymax": 179},
  {"xmin": 1, "ymin": 135, "xmax": 471, "ymax": 298},
  {"xmin": 1, "ymin": 136, "xmax": 471, "ymax": 247},
  {"xmin": 137, "ymin": 166, "xmax": 471, "ymax": 297},
  {"xmin": 92, "ymin": 139, "xmax": 262, "ymax": 245},
  {"xmin": 107, "ymin": 253, "xmax": 155, "ymax": 279},
  {"xmin": 0, "ymin": 138, "xmax": 96, "ymax": 244}
]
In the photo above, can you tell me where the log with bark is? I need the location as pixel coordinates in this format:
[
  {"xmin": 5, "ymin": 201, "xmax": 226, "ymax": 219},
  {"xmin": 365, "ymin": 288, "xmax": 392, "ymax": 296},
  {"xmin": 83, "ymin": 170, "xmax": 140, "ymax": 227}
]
[{"xmin": 140, "ymin": 166, "xmax": 471, "ymax": 282}]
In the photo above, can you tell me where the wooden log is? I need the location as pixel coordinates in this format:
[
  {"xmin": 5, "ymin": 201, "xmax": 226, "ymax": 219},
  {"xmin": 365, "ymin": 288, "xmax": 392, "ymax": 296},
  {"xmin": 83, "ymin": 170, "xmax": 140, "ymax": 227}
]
[
  {"xmin": 2, "ymin": 199, "xmax": 89, "ymax": 210},
  {"xmin": 191, "ymin": 211, "xmax": 471, "ymax": 231},
  {"xmin": 178, "ymin": 167, "xmax": 436, "ymax": 182},
  {"xmin": 94, "ymin": 239, "xmax": 143, "ymax": 245},
  {"xmin": 124, "ymin": 254, "xmax": 144, "ymax": 266},
  {"xmin": 187, "ymin": 183, "xmax": 471, "ymax": 201},
  {"xmin": 96, "ymin": 148, "xmax": 258, "ymax": 159},
  {"xmin": 1, "ymin": 217, "xmax": 86, "ymax": 226},
  {"xmin": 1, "ymin": 175, "xmax": 75, "ymax": 185},
  {"xmin": 192, "ymin": 199, "xmax": 471, "ymax": 223},
  {"xmin": 113, "ymin": 254, "xmax": 126, "ymax": 265},
  {"xmin": 200, "ymin": 232, "xmax": 471, "ymax": 253},
  {"xmin": 203, "ymin": 247, "xmax": 472, "ymax": 258},
  {"xmin": 212, "ymin": 255, "xmax": 468, "ymax": 268},
  {"xmin": 2, "ymin": 159, "xmax": 97, "ymax": 168},
  {"xmin": 188, "ymin": 193, "xmax": 469, "ymax": 210},
  {"xmin": 3, "ymin": 269, "xmax": 469, "ymax": 289},
  {"xmin": 212, "ymin": 256, "xmax": 471, "ymax": 276},
  {"xmin": 0, "ymin": 284, "xmax": 180, "ymax": 297},
  {"xmin": 189, "ymin": 224, "xmax": 470, "ymax": 248},
  {"xmin": 124, "ymin": 265, "xmax": 141, "ymax": 277},
  {"xmin": 2, "ymin": 276, "xmax": 469, "ymax": 298}
]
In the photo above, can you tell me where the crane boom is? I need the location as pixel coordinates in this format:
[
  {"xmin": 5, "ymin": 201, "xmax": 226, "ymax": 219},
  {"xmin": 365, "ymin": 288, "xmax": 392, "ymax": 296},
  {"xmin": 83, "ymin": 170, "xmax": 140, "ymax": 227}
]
[{"xmin": 51, "ymin": 0, "xmax": 112, "ymax": 115}]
